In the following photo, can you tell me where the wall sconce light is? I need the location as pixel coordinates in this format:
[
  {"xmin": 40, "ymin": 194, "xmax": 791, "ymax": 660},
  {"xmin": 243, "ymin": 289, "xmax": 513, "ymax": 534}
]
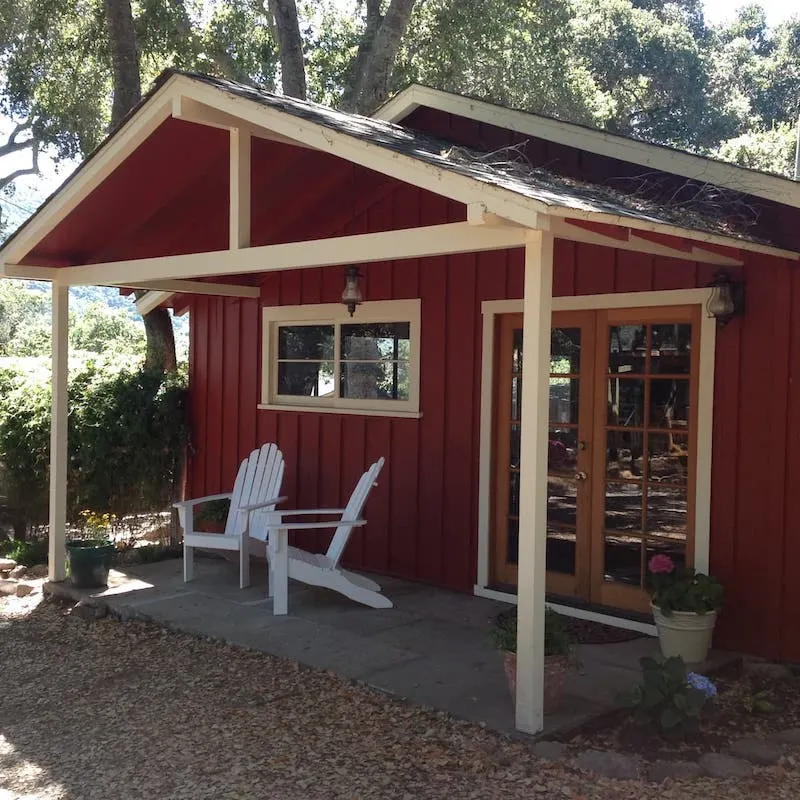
[
  {"xmin": 341, "ymin": 266, "xmax": 363, "ymax": 317},
  {"xmin": 706, "ymin": 270, "xmax": 744, "ymax": 326}
]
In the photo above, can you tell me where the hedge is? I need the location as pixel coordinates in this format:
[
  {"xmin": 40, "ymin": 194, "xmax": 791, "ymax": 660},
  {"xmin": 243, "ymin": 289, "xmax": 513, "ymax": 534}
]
[{"xmin": 0, "ymin": 357, "xmax": 189, "ymax": 534}]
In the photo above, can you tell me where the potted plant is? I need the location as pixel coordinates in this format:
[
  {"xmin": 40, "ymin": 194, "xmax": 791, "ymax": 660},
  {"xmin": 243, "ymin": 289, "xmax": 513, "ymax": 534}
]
[
  {"xmin": 67, "ymin": 510, "xmax": 116, "ymax": 589},
  {"xmin": 492, "ymin": 608, "xmax": 575, "ymax": 714},
  {"xmin": 648, "ymin": 554, "xmax": 723, "ymax": 663}
]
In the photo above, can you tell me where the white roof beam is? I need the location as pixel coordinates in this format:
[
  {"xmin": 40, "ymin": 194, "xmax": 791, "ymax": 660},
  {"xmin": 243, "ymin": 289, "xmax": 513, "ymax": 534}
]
[
  {"xmin": 28, "ymin": 222, "xmax": 530, "ymax": 286},
  {"xmin": 136, "ymin": 290, "xmax": 174, "ymax": 316}
]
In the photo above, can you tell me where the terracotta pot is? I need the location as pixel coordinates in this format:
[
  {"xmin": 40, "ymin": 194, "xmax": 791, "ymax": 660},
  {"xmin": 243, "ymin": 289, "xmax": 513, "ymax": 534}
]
[
  {"xmin": 502, "ymin": 650, "xmax": 571, "ymax": 714},
  {"xmin": 651, "ymin": 603, "xmax": 717, "ymax": 663}
]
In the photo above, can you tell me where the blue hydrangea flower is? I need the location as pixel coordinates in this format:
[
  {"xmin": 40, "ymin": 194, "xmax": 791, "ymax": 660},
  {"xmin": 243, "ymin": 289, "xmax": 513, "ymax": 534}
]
[{"xmin": 687, "ymin": 672, "xmax": 717, "ymax": 698}]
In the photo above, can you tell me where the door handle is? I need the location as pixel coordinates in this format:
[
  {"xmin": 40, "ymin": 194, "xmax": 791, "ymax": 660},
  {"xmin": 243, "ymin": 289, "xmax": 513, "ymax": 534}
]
[{"xmin": 574, "ymin": 471, "xmax": 588, "ymax": 481}]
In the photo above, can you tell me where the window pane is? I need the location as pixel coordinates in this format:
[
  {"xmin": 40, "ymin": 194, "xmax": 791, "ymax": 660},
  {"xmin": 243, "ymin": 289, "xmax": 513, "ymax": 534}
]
[
  {"xmin": 551, "ymin": 327, "xmax": 581, "ymax": 373},
  {"xmin": 548, "ymin": 428, "xmax": 578, "ymax": 473},
  {"xmin": 340, "ymin": 361, "xmax": 409, "ymax": 400},
  {"xmin": 550, "ymin": 378, "xmax": 579, "ymax": 424},
  {"xmin": 607, "ymin": 378, "xmax": 645, "ymax": 427},
  {"xmin": 341, "ymin": 322, "xmax": 410, "ymax": 361},
  {"xmin": 606, "ymin": 430, "xmax": 643, "ymax": 480},
  {"xmin": 649, "ymin": 379, "xmax": 690, "ymax": 429},
  {"xmin": 277, "ymin": 361, "xmax": 335, "ymax": 396},
  {"xmin": 278, "ymin": 325, "xmax": 334, "ymax": 360},
  {"xmin": 604, "ymin": 535, "xmax": 642, "ymax": 586},
  {"xmin": 651, "ymin": 324, "xmax": 692, "ymax": 375},
  {"xmin": 609, "ymin": 325, "xmax": 647, "ymax": 374},
  {"xmin": 648, "ymin": 433, "xmax": 689, "ymax": 485},
  {"xmin": 605, "ymin": 482, "xmax": 643, "ymax": 532},
  {"xmin": 647, "ymin": 486, "xmax": 688, "ymax": 538}
]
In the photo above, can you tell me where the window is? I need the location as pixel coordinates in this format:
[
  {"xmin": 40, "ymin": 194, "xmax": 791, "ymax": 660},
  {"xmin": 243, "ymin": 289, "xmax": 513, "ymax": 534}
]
[{"xmin": 261, "ymin": 300, "xmax": 421, "ymax": 417}]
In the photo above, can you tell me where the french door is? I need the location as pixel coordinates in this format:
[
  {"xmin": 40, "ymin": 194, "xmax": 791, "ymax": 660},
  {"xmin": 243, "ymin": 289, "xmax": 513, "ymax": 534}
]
[{"xmin": 491, "ymin": 305, "xmax": 701, "ymax": 614}]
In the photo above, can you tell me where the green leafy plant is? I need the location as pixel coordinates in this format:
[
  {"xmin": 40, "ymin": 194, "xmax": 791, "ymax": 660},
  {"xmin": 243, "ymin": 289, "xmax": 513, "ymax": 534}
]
[
  {"xmin": 740, "ymin": 687, "xmax": 775, "ymax": 715},
  {"xmin": 491, "ymin": 608, "xmax": 574, "ymax": 658},
  {"xmin": 0, "ymin": 537, "xmax": 47, "ymax": 566},
  {"xmin": 134, "ymin": 544, "xmax": 182, "ymax": 564},
  {"xmin": 619, "ymin": 656, "xmax": 716, "ymax": 737},
  {"xmin": 648, "ymin": 554, "xmax": 723, "ymax": 615}
]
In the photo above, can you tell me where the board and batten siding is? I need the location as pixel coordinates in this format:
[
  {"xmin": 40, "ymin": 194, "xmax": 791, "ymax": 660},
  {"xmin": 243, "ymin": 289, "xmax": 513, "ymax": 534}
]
[{"xmin": 187, "ymin": 182, "xmax": 800, "ymax": 662}]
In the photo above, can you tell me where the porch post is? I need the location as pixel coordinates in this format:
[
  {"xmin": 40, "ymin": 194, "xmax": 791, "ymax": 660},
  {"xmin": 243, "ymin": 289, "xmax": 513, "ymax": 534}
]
[
  {"xmin": 48, "ymin": 283, "xmax": 69, "ymax": 582},
  {"xmin": 515, "ymin": 228, "xmax": 554, "ymax": 734}
]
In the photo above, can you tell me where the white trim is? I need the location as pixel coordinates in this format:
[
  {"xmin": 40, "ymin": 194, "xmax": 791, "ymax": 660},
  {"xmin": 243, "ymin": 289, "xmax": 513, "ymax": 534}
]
[
  {"xmin": 476, "ymin": 289, "xmax": 716, "ymax": 630},
  {"xmin": 136, "ymin": 290, "xmax": 173, "ymax": 316},
  {"xmin": 257, "ymin": 404, "xmax": 422, "ymax": 419},
  {"xmin": 375, "ymin": 84, "xmax": 800, "ymax": 210},
  {"xmin": 124, "ymin": 280, "xmax": 261, "ymax": 298},
  {"xmin": 229, "ymin": 127, "xmax": 251, "ymax": 250},
  {"xmin": 472, "ymin": 586, "xmax": 657, "ymax": 636},
  {"xmin": 35, "ymin": 223, "xmax": 528, "ymax": 286},
  {"xmin": 261, "ymin": 299, "xmax": 421, "ymax": 417}
]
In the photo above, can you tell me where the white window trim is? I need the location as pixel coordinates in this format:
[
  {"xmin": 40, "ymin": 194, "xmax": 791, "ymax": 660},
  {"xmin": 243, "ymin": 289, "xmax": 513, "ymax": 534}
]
[
  {"xmin": 475, "ymin": 289, "xmax": 716, "ymax": 620},
  {"xmin": 260, "ymin": 299, "xmax": 422, "ymax": 418}
]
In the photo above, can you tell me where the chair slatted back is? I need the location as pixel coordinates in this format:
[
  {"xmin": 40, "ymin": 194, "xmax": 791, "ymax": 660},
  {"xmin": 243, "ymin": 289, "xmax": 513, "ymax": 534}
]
[
  {"xmin": 225, "ymin": 443, "xmax": 285, "ymax": 539},
  {"xmin": 326, "ymin": 457, "xmax": 385, "ymax": 568}
]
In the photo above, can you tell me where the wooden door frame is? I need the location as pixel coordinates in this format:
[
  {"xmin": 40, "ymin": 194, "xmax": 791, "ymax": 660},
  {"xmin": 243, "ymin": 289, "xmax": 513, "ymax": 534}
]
[{"xmin": 476, "ymin": 290, "xmax": 717, "ymax": 630}]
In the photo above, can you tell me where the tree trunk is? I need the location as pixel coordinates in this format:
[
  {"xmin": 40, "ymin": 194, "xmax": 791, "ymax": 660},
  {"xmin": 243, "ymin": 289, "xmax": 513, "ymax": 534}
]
[
  {"xmin": 103, "ymin": 0, "xmax": 141, "ymax": 127},
  {"xmin": 268, "ymin": 0, "xmax": 307, "ymax": 99},
  {"xmin": 103, "ymin": 0, "xmax": 176, "ymax": 373},
  {"xmin": 340, "ymin": 0, "xmax": 417, "ymax": 115}
]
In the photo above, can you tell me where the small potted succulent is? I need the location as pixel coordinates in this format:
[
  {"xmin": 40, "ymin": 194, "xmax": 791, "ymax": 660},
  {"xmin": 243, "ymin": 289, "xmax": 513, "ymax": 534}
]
[
  {"xmin": 648, "ymin": 554, "xmax": 723, "ymax": 663},
  {"xmin": 492, "ymin": 608, "xmax": 575, "ymax": 713},
  {"xmin": 67, "ymin": 510, "xmax": 116, "ymax": 589}
]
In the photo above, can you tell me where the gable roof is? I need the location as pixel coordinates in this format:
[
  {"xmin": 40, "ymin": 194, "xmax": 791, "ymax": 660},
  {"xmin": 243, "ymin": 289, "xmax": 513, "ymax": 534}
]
[
  {"xmin": 2, "ymin": 71, "xmax": 797, "ymax": 270},
  {"xmin": 374, "ymin": 84, "xmax": 800, "ymax": 210}
]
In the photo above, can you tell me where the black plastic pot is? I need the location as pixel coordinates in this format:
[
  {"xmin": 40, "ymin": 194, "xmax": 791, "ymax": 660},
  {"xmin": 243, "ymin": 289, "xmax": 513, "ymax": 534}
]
[{"xmin": 66, "ymin": 539, "xmax": 115, "ymax": 589}]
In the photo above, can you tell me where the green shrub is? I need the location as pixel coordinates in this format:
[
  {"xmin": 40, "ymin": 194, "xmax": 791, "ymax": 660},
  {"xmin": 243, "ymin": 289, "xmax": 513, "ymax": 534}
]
[
  {"xmin": 491, "ymin": 608, "xmax": 574, "ymax": 657},
  {"xmin": 0, "ymin": 537, "xmax": 48, "ymax": 566},
  {"xmin": 0, "ymin": 359, "xmax": 189, "ymax": 533},
  {"xmin": 618, "ymin": 656, "xmax": 716, "ymax": 737}
]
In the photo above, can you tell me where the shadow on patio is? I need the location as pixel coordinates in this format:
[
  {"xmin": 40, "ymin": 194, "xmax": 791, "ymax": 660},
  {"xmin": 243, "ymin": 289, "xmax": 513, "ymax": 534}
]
[{"xmin": 46, "ymin": 557, "xmax": 736, "ymax": 738}]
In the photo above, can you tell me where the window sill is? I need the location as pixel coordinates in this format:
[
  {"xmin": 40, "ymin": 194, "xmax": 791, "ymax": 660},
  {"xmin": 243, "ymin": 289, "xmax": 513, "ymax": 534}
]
[{"xmin": 257, "ymin": 403, "xmax": 423, "ymax": 419}]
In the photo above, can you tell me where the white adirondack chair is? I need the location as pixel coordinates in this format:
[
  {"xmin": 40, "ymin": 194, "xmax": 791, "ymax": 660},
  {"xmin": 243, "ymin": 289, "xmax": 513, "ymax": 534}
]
[
  {"xmin": 176, "ymin": 443, "xmax": 286, "ymax": 589},
  {"xmin": 266, "ymin": 457, "xmax": 391, "ymax": 614}
]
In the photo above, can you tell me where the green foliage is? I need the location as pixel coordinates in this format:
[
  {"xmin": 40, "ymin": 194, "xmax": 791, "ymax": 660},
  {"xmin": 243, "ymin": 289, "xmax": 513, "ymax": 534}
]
[
  {"xmin": 715, "ymin": 123, "xmax": 798, "ymax": 178},
  {"xmin": 134, "ymin": 542, "xmax": 182, "ymax": 563},
  {"xmin": 491, "ymin": 608, "xmax": 575, "ymax": 657},
  {"xmin": 0, "ymin": 359, "xmax": 189, "ymax": 530},
  {"xmin": 70, "ymin": 302, "xmax": 145, "ymax": 356},
  {"xmin": 740, "ymin": 686, "xmax": 775, "ymax": 714},
  {"xmin": 650, "ymin": 564, "xmax": 724, "ymax": 615},
  {"xmin": 0, "ymin": 280, "xmax": 49, "ymax": 357},
  {"xmin": 619, "ymin": 656, "xmax": 712, "ymax": 736},
  {"xmin": 0, "ymin": 536, "xmax": 47, "ymax": 565}
]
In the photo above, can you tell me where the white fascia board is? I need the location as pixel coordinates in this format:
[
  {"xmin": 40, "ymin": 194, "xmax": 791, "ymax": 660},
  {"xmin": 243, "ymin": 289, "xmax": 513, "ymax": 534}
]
[{"xmin": 375, "ymin": 85, "xmax": 800, "ymax": 210}]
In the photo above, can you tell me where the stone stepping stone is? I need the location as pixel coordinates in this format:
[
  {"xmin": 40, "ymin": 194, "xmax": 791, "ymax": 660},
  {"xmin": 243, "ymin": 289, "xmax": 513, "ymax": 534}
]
[
  {"xmin": 572, "ymin": 749, "xmax": 643, "ymax": 779},
  {"xmin": 647, "ymin": 760, "xmax": 704, "ymax": 783},
  {"xmin": 728, "ymin": 737, "xmax": 785, "ymax": 765},
  {"xmin": 533, "ymin": 741, "xmax": 567, "ymax": 761},
  {"xmin": 0, "ymin": 557, "xmax": 16, "ymax": 572},
  {"xmin": 772, "ymin": 729, "xmax": 800, "ymax": 745},
  {"xmin": 698, "ymin": 752, "xmax": 753, "ymax": 778}
]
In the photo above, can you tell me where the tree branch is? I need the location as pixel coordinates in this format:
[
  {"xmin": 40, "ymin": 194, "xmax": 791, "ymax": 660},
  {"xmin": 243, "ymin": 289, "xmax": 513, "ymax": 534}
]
[
  {"xmin": 341, "ymin": 0, "xmax": 416, "ymax": 115},
  {"xmin": 267, "ymin": 0, "xmax": 306, "ymax": 99}
]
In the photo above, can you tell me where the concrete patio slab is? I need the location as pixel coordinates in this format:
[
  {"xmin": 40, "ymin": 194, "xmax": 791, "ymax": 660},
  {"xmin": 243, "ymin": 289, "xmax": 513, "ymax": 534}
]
[{"xmin": 43, "ymin": 556, "xmax": 740, "ymax": 738}]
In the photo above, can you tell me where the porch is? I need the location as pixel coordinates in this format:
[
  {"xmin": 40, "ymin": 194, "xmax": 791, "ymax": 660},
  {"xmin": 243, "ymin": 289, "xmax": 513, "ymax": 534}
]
[{"xmin": 45, "ymin": 557, "xmax": 737, "ymax": 738}]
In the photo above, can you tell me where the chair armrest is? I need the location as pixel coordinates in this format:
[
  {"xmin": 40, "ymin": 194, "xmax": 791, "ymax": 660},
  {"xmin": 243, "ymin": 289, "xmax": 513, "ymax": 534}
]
[
  {"xmin": 273, "ymin": 508, "xmax": 346, "ymax": 517},
  {"xmin": 174, "ymin": 493, "xmax": 232, "ymax": 509},
  {"xmin": 238, "ymin": 496, "xmax": 288, "ymax": 512},
  {"xmin": 269, "ymin": 519, "xmax": 365, "ymax": 532}
]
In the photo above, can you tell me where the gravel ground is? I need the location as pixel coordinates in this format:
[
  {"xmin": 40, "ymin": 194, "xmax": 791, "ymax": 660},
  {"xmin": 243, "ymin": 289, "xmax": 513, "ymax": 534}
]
[{"xmin": 1, "ymin": 594, "xmax": 799, "ymax": 800}]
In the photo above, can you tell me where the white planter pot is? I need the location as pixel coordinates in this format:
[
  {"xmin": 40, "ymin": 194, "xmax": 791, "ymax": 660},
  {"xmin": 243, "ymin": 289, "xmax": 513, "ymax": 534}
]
[{"xmin": 651, "ymin": 603, "xmax": 717, "ymax": 664}]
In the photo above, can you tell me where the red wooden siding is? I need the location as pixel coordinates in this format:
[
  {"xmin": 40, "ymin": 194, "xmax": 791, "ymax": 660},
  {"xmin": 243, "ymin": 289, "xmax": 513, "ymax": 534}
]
[{"xmin": 188, "ymin": 207, "xmax": 800, "ymax": 662}]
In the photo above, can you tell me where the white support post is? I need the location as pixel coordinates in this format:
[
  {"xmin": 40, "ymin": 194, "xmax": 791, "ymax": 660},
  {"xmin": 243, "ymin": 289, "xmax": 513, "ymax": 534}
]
[
  {"xmin": 230, "ymin": 128, "xmax": 251, "ymax": 250},
  {"xmin": 515, "ymin": 229, "xmax": 554, "ymax": 734},
  {"xmin": 49, "ymin": 284, "xmax": 69, "ymax": 582}
]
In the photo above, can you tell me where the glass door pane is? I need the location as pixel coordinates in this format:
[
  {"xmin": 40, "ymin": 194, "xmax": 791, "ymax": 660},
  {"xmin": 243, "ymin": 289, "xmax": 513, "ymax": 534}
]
[{"xmin": 595, "ymin": 310, "xmax": 697, "ymax": 611}]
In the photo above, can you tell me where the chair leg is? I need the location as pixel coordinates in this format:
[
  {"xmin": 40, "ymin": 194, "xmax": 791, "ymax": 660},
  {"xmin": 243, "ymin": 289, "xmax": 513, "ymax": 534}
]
[
  {"xmin": 184, "ymin": 544, "xmax": 194, "ymax": 583},
  {"xmin": 239, "ymin": 537, "xmax": 250, "ymax": 589},
  {"xmin": 339, "ymin": 568, "xmax": 382, "ymax": 593}
]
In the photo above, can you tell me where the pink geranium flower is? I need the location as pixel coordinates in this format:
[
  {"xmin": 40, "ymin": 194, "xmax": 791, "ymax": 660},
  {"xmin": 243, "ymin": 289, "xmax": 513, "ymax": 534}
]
[{"xmin": 649, "ymin": 554, "xmax": 675, "ymax": 575}]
